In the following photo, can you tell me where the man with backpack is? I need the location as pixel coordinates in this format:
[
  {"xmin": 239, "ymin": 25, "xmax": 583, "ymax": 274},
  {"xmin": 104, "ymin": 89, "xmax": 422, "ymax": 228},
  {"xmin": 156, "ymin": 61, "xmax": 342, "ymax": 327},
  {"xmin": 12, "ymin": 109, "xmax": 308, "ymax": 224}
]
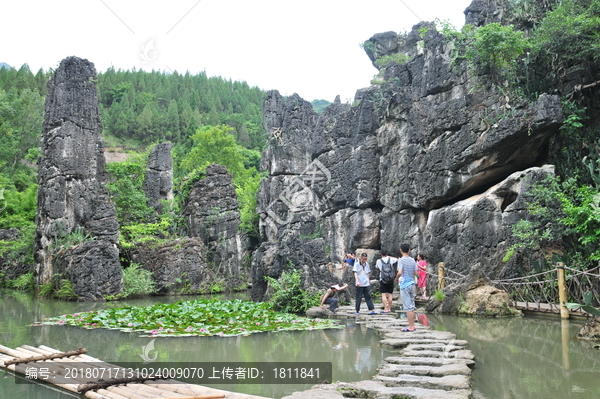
[{"xmin": 376, "ymin": 249, "xmax": 398, "ymax": 313}]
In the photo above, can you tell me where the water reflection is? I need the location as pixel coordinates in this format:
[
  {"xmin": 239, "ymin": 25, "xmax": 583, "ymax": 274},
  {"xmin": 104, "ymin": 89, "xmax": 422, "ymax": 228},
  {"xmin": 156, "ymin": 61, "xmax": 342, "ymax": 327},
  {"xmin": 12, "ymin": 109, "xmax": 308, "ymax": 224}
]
[
  {"xmin": 0, "ymin": 291, "xmax": 394, "ymax": 399},
  {"xmin": 429, "ymin": 314, "xmax": 600, "ymax": 399}
]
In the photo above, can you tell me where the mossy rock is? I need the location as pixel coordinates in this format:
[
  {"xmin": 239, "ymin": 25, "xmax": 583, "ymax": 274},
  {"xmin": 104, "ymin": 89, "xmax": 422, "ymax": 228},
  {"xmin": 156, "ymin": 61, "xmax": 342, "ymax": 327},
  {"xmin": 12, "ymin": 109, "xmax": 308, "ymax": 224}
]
[{"xmin": 458, "ymin": 285, "xmax": 522, "ymax": 317}]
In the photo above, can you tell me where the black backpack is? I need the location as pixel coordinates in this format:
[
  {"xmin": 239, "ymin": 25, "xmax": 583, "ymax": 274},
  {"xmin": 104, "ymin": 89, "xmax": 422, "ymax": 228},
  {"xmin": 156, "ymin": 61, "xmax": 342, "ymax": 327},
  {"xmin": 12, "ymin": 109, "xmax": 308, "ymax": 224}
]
[{"xmin": 380, "ymin": 258, "xmax": 395, "ymax": 284}]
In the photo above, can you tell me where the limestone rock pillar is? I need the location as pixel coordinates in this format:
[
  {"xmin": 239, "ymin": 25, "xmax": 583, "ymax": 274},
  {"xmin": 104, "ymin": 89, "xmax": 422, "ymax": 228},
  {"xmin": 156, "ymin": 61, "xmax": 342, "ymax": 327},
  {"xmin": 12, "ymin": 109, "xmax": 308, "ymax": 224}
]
[{"xmin": 35, "ymin": 56, "xmax": 122, "ymax": 300}]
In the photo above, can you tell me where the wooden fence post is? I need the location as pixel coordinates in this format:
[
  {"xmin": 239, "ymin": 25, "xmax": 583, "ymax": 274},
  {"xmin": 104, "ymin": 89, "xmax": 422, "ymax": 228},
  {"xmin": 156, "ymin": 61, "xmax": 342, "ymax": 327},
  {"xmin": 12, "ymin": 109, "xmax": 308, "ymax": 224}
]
[
  {"xmin": 557, "ymin": 262, "xmax": 569, "ymax": 319},
  {"xmin": 438, "ymin": 262, "xmax": 445, "ymax": 291}
]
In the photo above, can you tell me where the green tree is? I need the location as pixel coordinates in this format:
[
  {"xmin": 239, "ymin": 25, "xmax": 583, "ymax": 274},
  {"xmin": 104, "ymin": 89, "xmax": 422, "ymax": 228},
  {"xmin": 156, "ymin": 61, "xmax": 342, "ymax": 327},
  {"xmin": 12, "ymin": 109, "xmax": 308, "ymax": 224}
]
[
  {"xmin": 0, "ymin": 89, "xmax": 43, "ymax": 173},
  {"xmin": 181, "ymin": 125, "xmax": 245, "ymax": 177},
  {"xmin": 166, "ymin": 99, "xmax": 181, "ymax": 141},
  {"xmin": 135, "ymin": 103, "xmax": 155, "ymax": 139},
  {"xmin": 180, "ymin": 125, "xmax": 262, "ymax": 237},
  {"xmin": 466, "ymin": 23, "xmax": 528, "ymax": 83},
  {"xmin": 511, "ymin": 172, "xmax": 600, "ymax": 270},
  {"xmin": 105, "ymin": 81, "xmax": 132, "ymax": 106},
  {"xmin": 529, "ymin": 0, "xmax": 600, "ymax": 90},
  {"xmin": 105, "ymin": 157, "xmax": 154, "ymax": 226},
  {"xmin": 237, "ymin": 172, "xmax": 262, "ymax": 238}
]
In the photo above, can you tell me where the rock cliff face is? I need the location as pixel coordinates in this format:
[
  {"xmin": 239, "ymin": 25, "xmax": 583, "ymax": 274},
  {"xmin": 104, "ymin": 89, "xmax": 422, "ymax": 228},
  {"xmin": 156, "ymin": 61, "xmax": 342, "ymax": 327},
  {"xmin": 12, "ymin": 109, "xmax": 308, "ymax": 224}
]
[
  {"xmin": 0, "ymin": 228, "xmax": 29, "ymax": 281},
  {"xmin": 464, "ymin": 0, "xmax": 509, "ymax": 27},
  {"xmin": 143, "ymin": 142, "xmax": 173, "ymax": 214},
  {"xmin": 35, "ymin": 56, "xmax": 122, "ymax": 300},
  {"xmin": 131, "ymin": 238, "xmax": 215, "ymax": 293},
  {"xmin": 183, "ymin": 164, "xmax": 243, "ymax": 281},
  {"xmin": 251, "ymin": 19, "xmax": 564, "ymax": 300}
]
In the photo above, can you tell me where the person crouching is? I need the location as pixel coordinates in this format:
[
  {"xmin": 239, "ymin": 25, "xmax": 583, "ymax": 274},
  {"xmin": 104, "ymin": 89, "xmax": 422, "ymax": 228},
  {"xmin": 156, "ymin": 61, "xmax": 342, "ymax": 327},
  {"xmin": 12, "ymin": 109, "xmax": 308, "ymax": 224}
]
[{"xmin": 320, "ymin": 283, "xmax": 348, "ymax": 313}]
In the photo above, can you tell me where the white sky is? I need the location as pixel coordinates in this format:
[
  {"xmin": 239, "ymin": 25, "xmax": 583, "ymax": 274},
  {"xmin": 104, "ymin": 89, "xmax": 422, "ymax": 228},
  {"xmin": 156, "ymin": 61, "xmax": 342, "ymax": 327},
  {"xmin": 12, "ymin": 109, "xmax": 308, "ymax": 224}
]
[{"xmin": 4, "ymin": 0, "xmax": 472, "ymax": 103}]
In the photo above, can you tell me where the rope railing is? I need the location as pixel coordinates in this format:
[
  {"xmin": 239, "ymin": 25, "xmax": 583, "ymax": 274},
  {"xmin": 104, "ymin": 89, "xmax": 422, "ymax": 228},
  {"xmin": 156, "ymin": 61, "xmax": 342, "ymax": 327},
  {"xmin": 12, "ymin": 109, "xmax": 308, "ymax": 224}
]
[
  {"xmin": 428, "ymin": 274, "xmax": 464, "ymax": 284},
  {"xmin": 491, "ymin": 268, "xmax": 557, "ymax": 284},
  {"xmin": 564, "ymin": 265, "xmax": 600, "ymax": 312},
  {"xmin": 423, "ymin": 263, "xmax": 471, "ymax": 297},
  {"xmin": 421, "ymin": 262, "xmax": 600, "ymax": 317},
  {"xmin": 490, "ymin": 268, "xmax": 559, "ymax": 311},
  {"xmin": 445, "ymin": 268, "xmax": 468, "ymax": 280},
  {"xmin": 564, "ymin": 265, "xmax": 600, "ymax": 277},
  {"xmin": 496, "ymin": 264, "xmax": 600, "ymax": 312}
]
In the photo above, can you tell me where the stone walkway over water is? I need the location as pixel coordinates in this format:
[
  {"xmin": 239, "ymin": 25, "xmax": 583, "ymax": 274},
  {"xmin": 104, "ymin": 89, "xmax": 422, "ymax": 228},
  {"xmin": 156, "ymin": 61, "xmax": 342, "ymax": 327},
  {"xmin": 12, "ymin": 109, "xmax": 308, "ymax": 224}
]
[{"xmin": 284, "ymin": 305, "xmax": 474, "ymax": 399}]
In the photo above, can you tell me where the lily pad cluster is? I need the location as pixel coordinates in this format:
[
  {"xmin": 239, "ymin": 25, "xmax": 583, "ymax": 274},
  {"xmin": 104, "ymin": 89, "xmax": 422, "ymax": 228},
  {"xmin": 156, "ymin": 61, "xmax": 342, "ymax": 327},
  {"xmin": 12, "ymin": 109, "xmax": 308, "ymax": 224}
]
[{"xmin": 46, "ymin": 299, "xmax": 341, "ymax": 337}]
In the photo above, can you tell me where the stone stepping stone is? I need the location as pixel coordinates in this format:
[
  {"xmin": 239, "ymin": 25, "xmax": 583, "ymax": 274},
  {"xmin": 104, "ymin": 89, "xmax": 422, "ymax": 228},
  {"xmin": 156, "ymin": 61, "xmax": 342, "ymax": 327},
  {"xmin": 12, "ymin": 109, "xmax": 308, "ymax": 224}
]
[
  {"xmin": 375, "ymin": 386, "xmax": 472, "ymax": 399},
  {"xmin": 358, "ymin": 313, "xmax": 395, "ymax": 325},
  {"xmin": 336, "ymin": 306, "xmax": 409, "ymax": 314},
  {"xmin": 404, "ymin": 343, "xmax": 468, "ymax": 352},
  {"xmin": 370, "ymin": 324, "xmax": 418, "ymax": 331},
  {"xmin": 293, "ymin": 309, "xmax": 474, "ymax": 398},
  {"xmin": 375, "ymin": 325, "xmax": 431, "ymax": 332},
  {"xmin": 370, "ymin": 322, "xmax": 435, "ymax": 330},
  {"xmin": 313, "ymin": 380, "xmax": 471, "ymax": 399},
  {"xmin": 378, "ymin": 362, "xmax": 472, "ymax": 377},
  {"xmin": 367, "ymin": 319, "xmax": 407, "ymax": 326},
  {"xmin": 381, "ymin": 330, "xmax": 456, "ymax": 340},
  {"xmin": 336, "ymin": 310, "xmax": 394, "ymax": 318},
  {"xmin": 374, "ymin": 373, "xmax": 471, "ymax": 390},
  {"xmin": 370, "ymin": 319, "xmax": 409, "ymax": 326},
  {"xmin": 379, "ymin": 338, "xmax": 469, "ymax": 349},
  {"xmin": 385, "ymin": 356, "xmax": 475, "ymax": 367},
  {"xmin": 401, "ymin": 348, "xmax": 475, "ymax": 360},
  {"xmin": 281, "ymin": 388, "xmax": 344, "ymax": 398}
]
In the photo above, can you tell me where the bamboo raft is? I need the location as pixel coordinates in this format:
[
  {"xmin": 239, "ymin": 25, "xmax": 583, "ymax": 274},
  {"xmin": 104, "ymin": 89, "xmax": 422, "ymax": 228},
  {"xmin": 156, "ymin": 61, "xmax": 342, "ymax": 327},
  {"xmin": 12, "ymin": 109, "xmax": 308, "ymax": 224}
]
[{"xmin": 0, "ymin": 344, "xmax": 271, "ymax": 399}]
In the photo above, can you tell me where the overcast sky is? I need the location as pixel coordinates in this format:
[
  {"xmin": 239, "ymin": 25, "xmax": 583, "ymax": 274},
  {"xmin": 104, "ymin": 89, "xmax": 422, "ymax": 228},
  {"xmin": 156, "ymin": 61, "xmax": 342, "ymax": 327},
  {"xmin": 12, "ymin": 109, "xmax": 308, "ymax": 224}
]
[{"xmin": 4, "ymin": 0, "xmax": 473, "ymax": 103}]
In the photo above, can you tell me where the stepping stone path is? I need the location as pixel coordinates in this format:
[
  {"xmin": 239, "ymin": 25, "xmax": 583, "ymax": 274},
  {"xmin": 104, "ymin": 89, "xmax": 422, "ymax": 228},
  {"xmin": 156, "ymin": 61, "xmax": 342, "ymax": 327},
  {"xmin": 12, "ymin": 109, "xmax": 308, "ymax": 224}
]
[{"xmin": 283, "ymin": 305, "xmax": 474, "ymax": 399}]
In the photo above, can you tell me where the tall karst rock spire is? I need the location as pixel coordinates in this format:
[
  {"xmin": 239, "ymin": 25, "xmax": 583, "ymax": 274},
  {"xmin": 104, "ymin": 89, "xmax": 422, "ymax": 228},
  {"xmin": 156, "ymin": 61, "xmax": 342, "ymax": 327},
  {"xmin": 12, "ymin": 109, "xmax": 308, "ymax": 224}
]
[{"xmin": 35, "ymin": 56, "xmax": 122, "ymax": 300}]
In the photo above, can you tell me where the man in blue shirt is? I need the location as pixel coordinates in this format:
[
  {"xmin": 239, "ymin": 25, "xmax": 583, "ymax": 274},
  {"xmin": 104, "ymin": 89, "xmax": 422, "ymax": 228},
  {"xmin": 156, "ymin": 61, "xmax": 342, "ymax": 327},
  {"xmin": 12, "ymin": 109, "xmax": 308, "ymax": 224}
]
[
  {"xmin": 353, "ymin": 253, "xmax": 377, "ymax": 315},
  {"xmin": 343, "ymin": 252, "xmax": 356, "ymax": 266},
  {"xmin": 396, "ymin": 243, "xmax": 417, "ymax": 331}
]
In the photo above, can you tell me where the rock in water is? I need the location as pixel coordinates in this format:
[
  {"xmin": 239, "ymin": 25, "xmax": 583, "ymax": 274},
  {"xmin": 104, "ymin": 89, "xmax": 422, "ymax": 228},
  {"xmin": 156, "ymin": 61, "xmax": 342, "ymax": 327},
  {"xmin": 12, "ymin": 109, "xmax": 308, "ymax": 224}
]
[
  {"xmin": 578, "ymin": 317, "xmax": 600, "ymax": 341},
  {"xmin": 35, "ymin": 56, "xmax": 122, "ymax": 300}
]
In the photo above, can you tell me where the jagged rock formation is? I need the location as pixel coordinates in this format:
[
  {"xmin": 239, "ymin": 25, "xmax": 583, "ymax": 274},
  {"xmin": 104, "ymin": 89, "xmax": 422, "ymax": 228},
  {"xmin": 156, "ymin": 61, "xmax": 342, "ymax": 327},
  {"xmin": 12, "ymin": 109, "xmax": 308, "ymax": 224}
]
[
  {"xmin": 0, "ymin": 228, "xmax": 29, "ymax": 281},
  {"xmin": 420, "ymin": 166, "xmax": 554, "ymax": 278},
  {"xmin": 34, "ymin": 56, "xmax": 122, "ymax": 300},
  {"xmin": 142, "ymin": 142, "xmax": 173, "ymax": 214},
  {"xmin": 183, "ymin": 164, "xmax": 242, "ymax": 281},
  {"xmin": 251, "ymin": 16, "xmax": 564, "ymax": 300},
  {"xmin": 131, "ymin": 238, "xmax": 216, "ymax": 293},
  {"xmin": 464, "ymin": 0, "xmax": 509, "ymax": 27}
]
